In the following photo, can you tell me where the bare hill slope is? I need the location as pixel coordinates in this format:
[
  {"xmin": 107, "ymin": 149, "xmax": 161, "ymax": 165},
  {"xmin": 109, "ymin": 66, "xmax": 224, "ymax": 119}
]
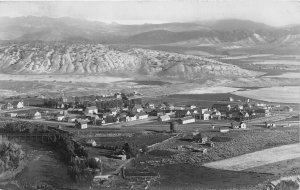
[{"xmin": 0, "ymin": 42, "xmax": 260, "ymax": 80}]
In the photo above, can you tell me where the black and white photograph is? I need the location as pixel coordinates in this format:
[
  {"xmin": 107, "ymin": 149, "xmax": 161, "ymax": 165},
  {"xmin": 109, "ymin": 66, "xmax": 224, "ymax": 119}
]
[{"xmin": 0, "ymin": 0, "xmax": 299, "ymax": 189}]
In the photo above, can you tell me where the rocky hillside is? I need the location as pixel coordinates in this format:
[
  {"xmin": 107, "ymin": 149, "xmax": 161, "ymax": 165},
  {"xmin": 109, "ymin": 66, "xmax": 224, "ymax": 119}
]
[{"xmin": 0, "ymin": 42, "xmax": 259, "ymax": 80}]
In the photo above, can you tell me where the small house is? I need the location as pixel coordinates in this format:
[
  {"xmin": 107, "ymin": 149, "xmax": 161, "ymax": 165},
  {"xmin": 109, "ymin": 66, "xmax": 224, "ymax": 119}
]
[
  {"xmin": 132, "ymin": 105, "xmax": 143, "ymax": 113},
  {"xmin": 110, "ymin": 108, "xmax": 118, "ymax": 116},
  {"xmin": 67, "ymin": 117, "xmax": 77, "ymax": 123},
  {"xmin": 229, "ymin": 97, "xmax": 234, "ymax": 102},
  {"xmin": 12, "ymin": 101, "xmax": 24, "ymax": 109},
  {"xmin": 75, "ymin": 119, "xmax": 88, "ymax": 129},
  {"xmin": 145, "ymin": 103, "xmax": 155, "ymax": 109},
  {"xmin": 86, "ymin": 139, "xmax": 97, "ymax": 147},
  {"xmin": 85, "ymin": 106, "xmax": 98, "ymax": 114},
  {"xmin": 219, "ymin": 128, "xmax": 229, "ymax": 133},
  {"xmin": 158, "ymin": 115, "xmax": 170, "ymax": 122},
  {"xmin": 203, "ymin": 111, "xmax": 212, "ymax": 120},
  {"xmin": 179, "ymin": 117, "xmax": 195, "ymax": 124},
  {"xmin": 136, "ymin": 112, "xmax": 148, "ymax": 120},
  {"xmin": 3, "ymin": 102, "xmax": 13, "ymax": 110},
  {"xmin": 175, "ymin": 110, "xmax": 191, "ymax": 118},
  {"xmin": 265, "ymin": 122, "xmax": 276, "ymax": 128},
  {"xmin": 56, "ymin": 115, "xmax": 64, "ymax": 121},
  {"xmin": 31, "ymin": 111, "xmax": 42, "ymax": 120},
  {"xmin": 211, "ymin": 104, "xmax": 231, "ymax": 112},
  {"xmin": 7, "ymin": 112, "xmax": 17, "ymax": 118},
  {"xmin": 239, "ymin": 121, "xmax": 246, "ymax": 129},
  {"xmin": 283, "ymin": 106, "xmax": 293, "ymax": 112}
]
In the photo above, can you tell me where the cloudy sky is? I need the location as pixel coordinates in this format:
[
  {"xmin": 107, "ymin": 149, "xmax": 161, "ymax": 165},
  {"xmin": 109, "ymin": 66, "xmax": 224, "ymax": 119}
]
[{"xmin": 0, "ymin": 0, "xmax": 299, "ymax": 26}]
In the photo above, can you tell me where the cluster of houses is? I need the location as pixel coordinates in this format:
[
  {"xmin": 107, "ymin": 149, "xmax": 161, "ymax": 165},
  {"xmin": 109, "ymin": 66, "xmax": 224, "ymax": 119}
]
[{"xmin": 0, "ymin": 94, "xmax": 294, "ymax": 129}]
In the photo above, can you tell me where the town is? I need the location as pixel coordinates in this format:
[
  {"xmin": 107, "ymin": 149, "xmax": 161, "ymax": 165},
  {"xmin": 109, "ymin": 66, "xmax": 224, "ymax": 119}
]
[{"xmin": 0, "ymin": 90, "xmax": 298, "ymax": 189}]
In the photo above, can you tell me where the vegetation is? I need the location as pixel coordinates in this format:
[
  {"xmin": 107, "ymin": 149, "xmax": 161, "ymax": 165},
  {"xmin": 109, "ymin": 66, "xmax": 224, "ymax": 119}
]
[{"xmin": 0, "ymin": 140, "xmax": 25, "ymax": 176}]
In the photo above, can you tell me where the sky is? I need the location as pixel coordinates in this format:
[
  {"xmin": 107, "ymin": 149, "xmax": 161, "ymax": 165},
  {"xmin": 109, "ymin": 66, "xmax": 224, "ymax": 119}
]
[{"xmin": 0, "ymin": 0, "xmax": 299, "ymax": 26}]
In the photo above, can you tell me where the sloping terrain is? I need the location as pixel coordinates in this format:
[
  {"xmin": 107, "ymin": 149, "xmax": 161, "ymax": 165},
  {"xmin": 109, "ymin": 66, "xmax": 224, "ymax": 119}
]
[{"xmin": 0, "ymin": 42, "xmax": 259, "ymax": 80}]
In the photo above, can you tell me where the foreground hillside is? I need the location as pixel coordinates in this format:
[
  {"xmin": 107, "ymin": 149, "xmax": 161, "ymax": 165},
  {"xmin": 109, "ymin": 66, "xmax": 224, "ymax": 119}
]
[{"xmin": 0, "ymin": 42, "xmax": 259, "ymax": 80}]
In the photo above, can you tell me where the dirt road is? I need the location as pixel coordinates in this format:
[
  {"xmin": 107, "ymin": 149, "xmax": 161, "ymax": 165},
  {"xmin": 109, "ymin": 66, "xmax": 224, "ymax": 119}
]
[{"xmin": 203, "ymin": 143, "xmax": 300, "ymax": 171}]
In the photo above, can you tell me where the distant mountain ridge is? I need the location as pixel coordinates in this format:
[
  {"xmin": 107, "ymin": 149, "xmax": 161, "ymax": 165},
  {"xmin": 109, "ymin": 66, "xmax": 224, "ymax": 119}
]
[{"xmin": 0, "ymin": 16, "xmax": 299, "ymax": 46}]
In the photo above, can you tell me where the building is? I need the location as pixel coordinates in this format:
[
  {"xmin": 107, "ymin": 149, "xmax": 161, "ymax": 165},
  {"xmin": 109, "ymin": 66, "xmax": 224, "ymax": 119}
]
[
  {"xmin": 110, "ymin": 108, "xmax": 118, "ymax": 116},
  {"xmin": 3, "ymin": 102, "xmax": 13, "ymax": 110},
  {"xmin": 86, "ymin": 139, "xmax": 97, "ymax": 147},
  {"xmin": 145, "ymin": 103, "xmax": 155, "ymax": 109},
  {"xmin": 211, "ymin": 111, "xmax": 221, "ymax": 120},
  {"xmin": 132, "ymin": 105, "xmax": 143, "ymax": 113},
  {"xmin": 158, "ymin": 115, "xmax": 170, "ymax": 122},
  {"xmin": 136, "ymin": 112, "xmax": 148, "ymax": 120},
  {"xmin": 229, "ymin": 97, "xmax": 234, "ymax": 102},
  {"xmin": 75, "ymin": 119, "xmax": 88, "ymax": 129},
  {"xmin": 239, "ymin": 121, "xmax": 247, "ymax": 129},
  {"xmin": 56, "ymin": 115, "xmax": 65, "ymax": 121},
  {"xmin": 203, "ymin": 111, "xmax": 212, "ymax": 120},
  {"xmin": 7, "ymin": 113, "xmax": 17, "ymax": 118},
  {"xmin": 31, "ymin": 111, "xmax": 42, "ymax": 120},
  {"xmin": 198, "ymin": 108, "xmax": 209, "ymax": 114},
  {"xmin": 85, "ymin": 106, "xmax": 98, "ymax": 114},
  {"xmin": 211, "ymin": 104, "xmax": 231, "ymax": 112},
  {"xmin": 283, "ymin": 106, "xmax": 293, "ymax": 112},
  {"xmin": 12, "ymin": 101, "xmax": 24, "ymax": 109},
  {"xmin": 67, "ymin": 117, "xmax": 77, "ymax": 123},
  {"xmin": 179, "ymin": 117, "xmax": 195, "ymax": 124},
  {"xmin": 231, "ymin": 121, "xmax": 246, "ymax": 129},
  {"xmin": 175, "ymin": 110, "xmax": 191, "ymax": 118}
]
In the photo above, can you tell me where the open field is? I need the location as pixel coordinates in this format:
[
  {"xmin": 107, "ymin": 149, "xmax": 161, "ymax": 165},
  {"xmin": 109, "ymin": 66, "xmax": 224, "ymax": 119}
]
[
  {"xmin": 232, "ymin": 86, "xmax": 300, "ymax": 103},
  {"xmin": 203, "ymin": 143, "xmax": 300, "ymax": 171},
  {"xmin": 265, "ymin": 72, "xmax": 300, "ymax": 79}
]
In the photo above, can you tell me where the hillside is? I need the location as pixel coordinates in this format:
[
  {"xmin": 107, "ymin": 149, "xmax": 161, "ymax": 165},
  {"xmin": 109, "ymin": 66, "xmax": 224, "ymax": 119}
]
[{"xmin": 0, "ymin": 42, "xmax": 260, "ymax": 80}]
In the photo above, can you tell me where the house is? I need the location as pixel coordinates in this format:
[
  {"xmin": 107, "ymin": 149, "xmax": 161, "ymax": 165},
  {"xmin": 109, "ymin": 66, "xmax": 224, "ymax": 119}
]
[
  {"xmin": 158, "ymin": 115, "xmax": 170, "ymax": 122},
  {"xmin": 255, "ymin": 102, "xmax": 266, "ymax": 107},
  {"xmin": 136, "ymin": 112, "xmax": 148, "ymax": 120},
  {"xmin": 239, "ymin": 121, "xmax": 246, "ymax": 129},
  {"xmin": 149, "ymin": 109, "xmax": 164, "ymax": 116},
  {"xmin": 175, "ymin": 110, "xmax": 191, "ymax": 118},
  {"xmin": 283, "ymin": 106, "xmax": 293, "ymax": 112},
  {"xmin": 12, "ymin": 101, "xmax": 24, "ymax": 109},
  {"xmin": 193, "ymin": 133, "xmax": 208, "ymax": 144},
  {"xmin": 203, "ymin": 111, "xmax": 212, "ymax": 120},
  {"xmin": 231, "ymin": 121, "xmax": 246, "ymax": 129},
  {"xmin": 265, "ymin": 122, "xmax": 276, "ymax": 128},
  {"xmin": 186, "ymin": 105, "xmax": 197, "ymax": 110},
  {"xmin": 173, "ymin": 106, "xmax": 185, "ymax": 110},
  {"xmin": 211, "ymin": 111, "xmax": 221, "ymax": 120},
  {"xmin": 132, "ymin": 105, "xmax": 143, "ymax": 113},
  {"xmin": 3, "ymin": 102, "xmax": 13, "ymax": 110},
  {"xmin": 211, "ymin": 104, "xmax": 231, "ymax": 112},
  {"xmin": 7, "ymin": 113, "xmax": 17, "ymax": 118},
  {"xmin": 56, "ymin": 115, "xmax": 65, "ymax": 121},
  {"xmin": 85, "ymin": 106, "xmax": 98, "ymax": 114},
  {"xmin": 255, "ymin": 108, "xmax": 270, "ymax": 117},
  {"xmin": 86, "ymin": 139, "xmax": 97, "ymax": 147},
  {"xmin": 166, "ymin": 103, "xmax": 175, "ymax": 110},
  {"xmin": 229, "ymin": 97, "xmax": 234, "ymax": 102},
  {"xmin": 157, "ymin": 103, "xmax": 167, "ymax": 110},
  {"xmin": 67, "ymin": 117, "xmax": 77, "ymax": 123},
  {"xmin": 110, "ymin": 108, "xmax": 118, "ymax": 116},
  {"xmin": 219, "ymin": 128, "xmax": 229, "ymax": 133},
  {"xmin": 126, "ymin": 115, "xmax": 137, "ymax": 122},
  {"xmin": 75, "ymin": 119, "xmax": 88, "ymax": 129},
  {"xmin": 145, "ymin": 103, "xmax": 155, "ymax": 109},
  {"xmin": 31, "ymin": 111, "xmax": 42, "ymax": 120},
  {"xmin": 165, "ymin": 110, "xmax": 175, "ymax": 116},
  {"xmin": 198, "ymin": 108, "xmax": 209, "ymax": 114},
  {"xmin": 179, "ymin": 117, "xmax": 195, "ymax": 124},
  {"xmin": 56, "ymin": 102, "xmax": 65, "ymax": 109}
]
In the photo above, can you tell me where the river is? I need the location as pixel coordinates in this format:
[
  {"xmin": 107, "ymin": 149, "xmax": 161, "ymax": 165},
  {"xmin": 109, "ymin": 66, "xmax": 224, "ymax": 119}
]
[{"xmin": 0, "ymin": 141, "xmax": 90, "ymax": 190}]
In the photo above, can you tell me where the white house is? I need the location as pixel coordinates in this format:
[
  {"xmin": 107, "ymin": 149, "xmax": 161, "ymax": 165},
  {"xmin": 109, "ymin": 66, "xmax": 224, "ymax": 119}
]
[
  {"xmin": 68, "ymin": 117, "xmax": 77, "ymax": 123},
  {"xmin": 110, "ymin": 108, "xmax": 118, "ymax": 116},
  {"xmin": 158, "ymin": 115, "xmax": 170, "ymax": 122},
  {"xmin": 179, "ymin": 117, "xmax": 195, "ymax": 124},
  {"xmin": 75, "ymin": 119, "xmax": 88, "ymax": 129},
  {"xmin": 32, "ymin": 111, "xmax": 42, "ymax": 120},
  {"xmin": 85, "ymin": 106, "xmax": 98, "ymax": 114},
  {"xmin": 203, "ymin": 111, "xmax": 212, "ymax": 120},
  {"xmin": 136, "ymin": 113, "xmax": 148, "ymax": 120},
  {"xmin": 126, "ymin": 115, "xmax": 137, "ymax": 122},
  {"xmin": 240, "ymin": 121, "xmax": 246, "ymax": 129},
  {"xmin": 86, "ymin": 139, "xmax": 97, "ymax": 147},
  {"xmin": 56, "ymin": 115, "xmax": 65, "ymax": 121},
  {"xmin": 132, "ymin": 105, "xmax": 143, "ymax": 113},
  {"xmin": 13, "ymin": 101, "xmax": 24, "ymax": 109}
]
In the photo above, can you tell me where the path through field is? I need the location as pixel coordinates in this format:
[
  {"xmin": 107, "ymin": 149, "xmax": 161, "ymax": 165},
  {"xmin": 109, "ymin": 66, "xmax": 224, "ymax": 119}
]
[{"xmin": 203, "ymin": 143, "xmax": 300, "ymax": 171}]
